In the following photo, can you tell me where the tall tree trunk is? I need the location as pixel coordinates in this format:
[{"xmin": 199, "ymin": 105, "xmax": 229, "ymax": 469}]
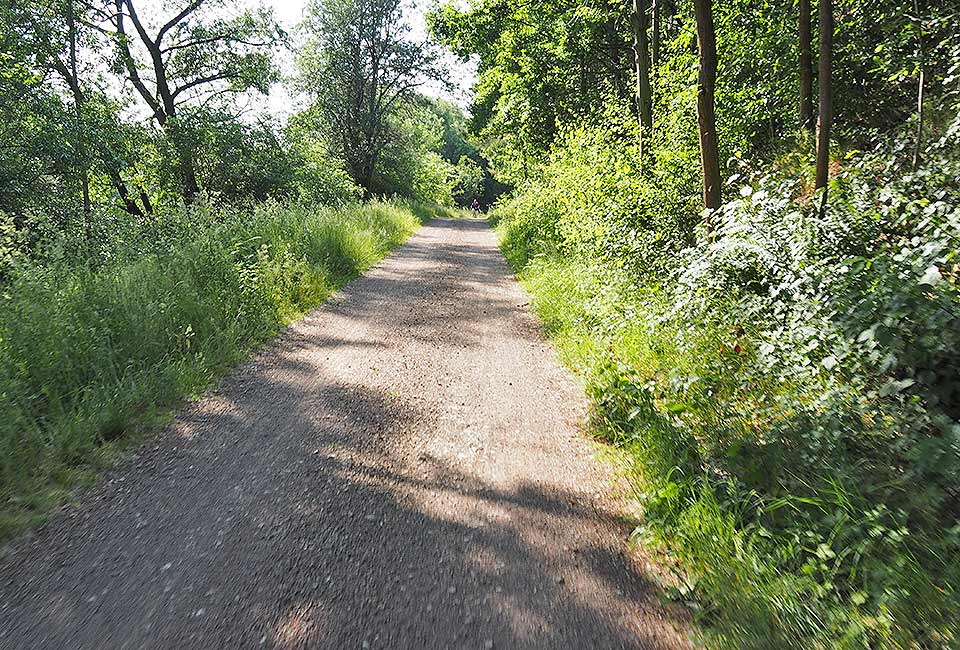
[
  {"xmin": 67, "ymin": 0, "xmax": 91, "ymax": 225},
  {"xmin": 815, "ymin": 0, "xmax": 833, "ymax": 200},
  {"xmin": 651, "ymin": 0, "xmax": 660, "ymax": 70},
  {"xmin": 665, "ymin": 0, "xmax": 677, "ymax": 39},
  {"xmin": 798, "ymin": 0, "xmax": 814, "ymax": 132},
  {"xmin": 694, "ymin": 0, "xmax": 721, "ymax": 212},
  {"xmin": 631, "ymin": 0, "xmax": 653, "ymax": 150},
  {"xmin": 912, "ymin": 0, "xmax": 925, "ymax": 170},
  {"xmin": 609, "ymin": 19, "xmax": 622, "ymax": 96}
]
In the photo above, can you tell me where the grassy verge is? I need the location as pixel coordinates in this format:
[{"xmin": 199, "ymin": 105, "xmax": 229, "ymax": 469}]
[
  {"xmin": 495, "ymin": 222, "xmax": 960, "ymax": 649},
  {"xmin": 0, "ymin": 199, "xmax": 433, "ymax": 538}
]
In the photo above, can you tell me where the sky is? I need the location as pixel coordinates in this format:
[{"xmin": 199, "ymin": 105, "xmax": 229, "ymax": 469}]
[{"xmin": 254, "ymin": 0, "xmax": 478, "ymax": 120}]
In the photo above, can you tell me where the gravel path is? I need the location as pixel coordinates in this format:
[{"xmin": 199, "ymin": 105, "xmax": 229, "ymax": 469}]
[{"xmin": 0, "ymin": 217, "xmax": 687, "ymax": 649}]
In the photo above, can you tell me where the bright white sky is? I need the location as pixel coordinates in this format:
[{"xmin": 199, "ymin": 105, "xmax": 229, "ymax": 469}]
[{"xmin": 253, "ymin": 0, "xmax": 478, "ymax": 120}]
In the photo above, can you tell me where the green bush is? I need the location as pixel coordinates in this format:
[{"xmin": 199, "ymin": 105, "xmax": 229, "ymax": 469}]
[
  {"xmin": 494, "ymin": 114, "xmax": 700, "ymax": 277},
  {"xmin": 0, "ymin": 199, "xmax": 424, "ymax": 535}
]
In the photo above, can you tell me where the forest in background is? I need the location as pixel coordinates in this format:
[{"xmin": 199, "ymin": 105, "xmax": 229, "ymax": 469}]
[
  {"xmin": 429, "ymin": 0, "xmax": 960, "ymax": 646},
  {"xmin": 0, "ymin": 0, "xmax": 483, "ymax": 534}
]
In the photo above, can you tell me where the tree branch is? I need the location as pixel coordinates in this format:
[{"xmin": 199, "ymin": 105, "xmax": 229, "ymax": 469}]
[
  {"xmin": 171, "ymin": 72, "xmax": 232, "ymax": 99},
  {"xmin": 114, "ymin": 1, "xmax": 164, "ymax": 121},
  {"xmin": 123, "ymin": 0, "xmax": 177, "ymax": 116},
  {"xmin": 157, "ymin": 0, "xmax": 204, "ymax": 43},
  {"xmin": 161, "ymin": 36, "xmax": 274, "ymax": 54},
  {"xmin": 123, "ymin": 0, "xmax": 155, "ymax": 48}
]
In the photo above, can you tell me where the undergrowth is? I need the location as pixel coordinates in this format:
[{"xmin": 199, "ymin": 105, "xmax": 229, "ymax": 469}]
[
  {"xmin": 493, "ymin": 115, "xmax": 960, "ymax": 648},
  {"xmin": 0, "ymin": 199, "xmax": 431, "ymax": 537}
]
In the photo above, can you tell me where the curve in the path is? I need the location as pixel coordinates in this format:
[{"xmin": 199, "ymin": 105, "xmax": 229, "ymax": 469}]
[{"xmin": 0, "ymin": 218, "xmax": 688, "ymax": 650}]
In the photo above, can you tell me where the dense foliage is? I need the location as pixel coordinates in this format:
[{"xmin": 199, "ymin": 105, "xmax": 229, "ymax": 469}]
[{"xmin": 436, "ymin": 0, "xmax": 960, "ymax": 645}]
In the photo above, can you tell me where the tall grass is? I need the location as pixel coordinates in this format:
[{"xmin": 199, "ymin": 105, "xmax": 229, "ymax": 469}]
[{"xmin": 0, "ymin": 199, "xmax": 428, "ymax": 535}]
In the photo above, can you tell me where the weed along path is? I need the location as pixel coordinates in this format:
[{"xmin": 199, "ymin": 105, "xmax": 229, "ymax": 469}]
[{"xmin": 0, "ymin": 217, "xmax": 687, "ymax": 649}]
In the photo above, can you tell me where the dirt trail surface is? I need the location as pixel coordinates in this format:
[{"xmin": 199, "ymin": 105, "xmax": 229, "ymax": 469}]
[{"xmin": 0, "ymin": 218, "xmax": 687, "ymax": 650}]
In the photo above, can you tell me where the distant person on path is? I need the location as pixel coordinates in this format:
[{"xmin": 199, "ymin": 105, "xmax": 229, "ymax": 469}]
[{"xmin": 470, "ymin": 197, "xmax": 480, "ymax": 216}]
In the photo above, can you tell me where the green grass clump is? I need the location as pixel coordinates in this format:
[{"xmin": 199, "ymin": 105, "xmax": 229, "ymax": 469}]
[{"xmin": 0, "ymin": 199, "xmax": 428, "ymax": 536}]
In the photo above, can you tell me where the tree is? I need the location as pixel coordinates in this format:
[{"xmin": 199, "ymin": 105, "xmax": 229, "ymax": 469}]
[
  {"xmin": 814, "ymin": 0, "xmax": 832, "ymax": 195},
  {"xmin": 375, "ymin": 98, "xmax": 456, "ymax": 203},
  {"xmin": 8, "ymin": 1, "xmax": 155, "ymax": 219},
  {"xmin": 798, "ymin": 0, "xmax": 813, "ymax": 131},
  {"xmin": 911, "ymin": 0, "xmax": 925, "ymax": 170},
  {"xmin": 101, "ymin": 0, "xmax": 283, "ymax": 202},
  {"xmin": 298, "ymin": 0, "xmax": 444, "ymax": 195},
  {"xmin": 651, "ymin": 0, "xmax": 660, "ymax": 70},
  {"xmin": 3, "ymin": 0, "xmax": 93, "ymax": 223},
  {"xmin": 631, "ymin": 0, "xmax": 653, "ymax": 149},
  {"xmin": 0, "ymin": 0, "xmax": 90, "ymax": 229},
  {"xmin": 451, "ymin": 157, "xmax": 484, "ymax": 206},
  {"xmin": 428, "ymin": 0, "xmax": 635, "ymax": 182},
  {"xmin": 65, "ymin": 0, "xmax": 90, "ymax": 221},
  {"xmin": 694, "ymin": 0, "xmax": 721, "ymax": 212},
  {"xmin": 189, "ymin": 110, "xmax": 297, "ymax": 202}
]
